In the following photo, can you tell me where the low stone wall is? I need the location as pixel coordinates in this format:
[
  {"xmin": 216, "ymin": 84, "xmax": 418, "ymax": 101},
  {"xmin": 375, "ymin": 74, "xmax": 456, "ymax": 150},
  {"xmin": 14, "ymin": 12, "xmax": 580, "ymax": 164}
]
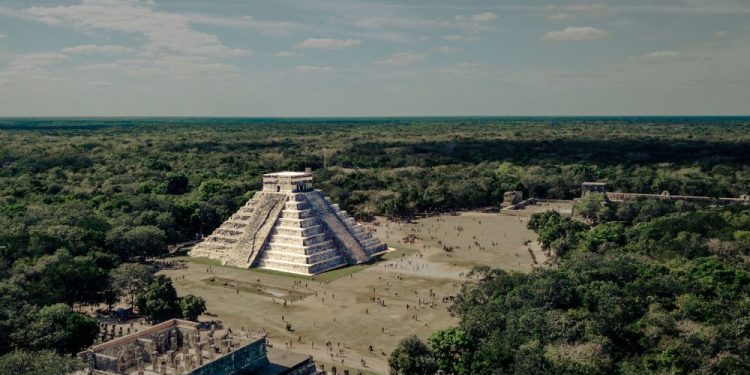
[
  {"xmin": 285, "ymin": 359, "xmax": 318, "ymax": 375},
  {"xmin": 189, "ymin": 337, "xmax": 269, "ymax": 375}
]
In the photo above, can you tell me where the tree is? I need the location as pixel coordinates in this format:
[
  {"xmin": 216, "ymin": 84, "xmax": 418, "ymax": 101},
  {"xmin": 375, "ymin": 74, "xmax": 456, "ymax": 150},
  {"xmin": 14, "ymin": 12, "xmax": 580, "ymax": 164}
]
[
  {"xmin": 163, "ymin": 173, "xmax": 189, "ymax": 195},
  {"xmin": 388, "ymin": 336, "xmax": 436, "ymax": 375},
  {"xmin": 136, "ymin": 275, "xmax": 180, "ymax": 323},
  {"xmin": 109, "ymin": 263, "xmax": 153, "ymax": 309},
  {"xmin": 0, "ymin": 350, "xmax": 84, "ymax": 375},
  {"xmin": 106, "ymin": 226, "xmax": 166, "ymax": 260},
  {"xmin": 578, "ymin": 222, "xmax": 626, "ymax": 254},
  {"xmin": 179, "ymin": 295, "xmax": 206, "ymax": 321},
  {"xmin": 429, "ymin": 327, "xmax": 471, "ymax": 375},
  {"xmin": 198, "ymin": 179, "xmax": 231, "ymax": 201},
  {"xmin": 576, "ymin": 193, "xmax": 607, "ymax": 224},
  {"xmin": 527, "ymin": 211, "xmax": 587, "ymax": 258},
  {"xmin": 24, "ymin": 304, "xmax": 98, "ymax": 354},
  {"xmin": 10, "ymin": 250, "xmax": 109, "ymax": 307}
]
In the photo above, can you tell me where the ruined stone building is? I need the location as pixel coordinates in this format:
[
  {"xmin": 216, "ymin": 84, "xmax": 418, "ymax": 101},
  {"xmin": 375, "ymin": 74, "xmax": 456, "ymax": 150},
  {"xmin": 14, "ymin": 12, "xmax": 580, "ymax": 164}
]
[
  {"xmin": 189, "ymin": 172, "xmax": 388, "ymax": 275},
  {"xmin": 501, "ymin": 191, "xmax": 524, "ymax": 208},
  {"xmin": 581, "ymin": 182, "xmax": 608, "ymax": 196},
  {"xmin": 78, "ymin": 319, "xmax": 317, "ymax": 375}
]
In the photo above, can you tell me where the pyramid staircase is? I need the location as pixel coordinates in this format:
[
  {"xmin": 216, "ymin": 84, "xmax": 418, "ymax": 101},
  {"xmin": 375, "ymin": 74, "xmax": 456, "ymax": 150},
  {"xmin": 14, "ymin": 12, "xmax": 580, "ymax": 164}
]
[{"xmin": 189, "ymin": 192, "xmax": 287, "ymax": 267}]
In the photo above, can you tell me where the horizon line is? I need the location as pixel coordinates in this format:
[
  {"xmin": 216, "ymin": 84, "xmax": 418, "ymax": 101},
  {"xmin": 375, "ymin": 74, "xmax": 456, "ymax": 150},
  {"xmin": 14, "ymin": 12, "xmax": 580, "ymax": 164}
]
[{"xmin": 1, "ymin": 115, "xmax": 749, "ymax": 119}]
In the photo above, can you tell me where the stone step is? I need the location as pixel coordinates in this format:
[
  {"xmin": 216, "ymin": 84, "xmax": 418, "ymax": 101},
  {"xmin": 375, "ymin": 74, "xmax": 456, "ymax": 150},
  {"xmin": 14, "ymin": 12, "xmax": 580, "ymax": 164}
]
[
  {"xmin": 276, "ymin": 218, "xmax": 320, "ymax": 228},
  {"xmin": 284, "ymin": 201, "xmax": 311, "ymax": 210},
  {"xmin": 223, "ymin": 221, "xmax": 249, "ymax": 228},
  {"xmin": 260, "ymin": 248, "xmax": 340, "ymax": 264},
  {"xmin": 281, "ymin": 210, "xmax": 315, "ymax": 219},
  {"xmin": 265, "ymin": 240, "xmax": 336, "ymax": 255},
  {"xmin": 256, "ymin": 256, "xmax": 346, "ymax": 275},
  {"xmin": 272, "ymin": 225, "xmax": 325, "ymax": 237},
  {"xmin": 267, "ymin": 232, "xmax": 329, "ymax": 246},
  {"xmin": 214, "ymin": 228, "xmax": 243, "ymax": 237}
]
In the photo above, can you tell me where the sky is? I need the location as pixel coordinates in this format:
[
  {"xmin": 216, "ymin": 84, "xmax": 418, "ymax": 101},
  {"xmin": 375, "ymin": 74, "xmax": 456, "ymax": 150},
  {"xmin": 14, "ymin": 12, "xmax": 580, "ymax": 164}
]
[{"xmin": 0, "ymin": 0, "xmax": 748, "ymax": 116}]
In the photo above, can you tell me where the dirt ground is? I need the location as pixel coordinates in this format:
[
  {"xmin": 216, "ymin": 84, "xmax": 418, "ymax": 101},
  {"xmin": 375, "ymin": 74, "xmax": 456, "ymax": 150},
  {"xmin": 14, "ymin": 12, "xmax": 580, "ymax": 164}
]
[{"xmin": 160, "ymin": 211, "xmax": 547, "ymax": 375}]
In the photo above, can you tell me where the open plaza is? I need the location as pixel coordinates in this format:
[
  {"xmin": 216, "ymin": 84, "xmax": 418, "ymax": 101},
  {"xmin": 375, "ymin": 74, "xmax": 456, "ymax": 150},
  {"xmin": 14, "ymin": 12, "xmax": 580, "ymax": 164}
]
[{"xmin": 160, "ymin": 207, "xmax": 552, "ymax": 375}]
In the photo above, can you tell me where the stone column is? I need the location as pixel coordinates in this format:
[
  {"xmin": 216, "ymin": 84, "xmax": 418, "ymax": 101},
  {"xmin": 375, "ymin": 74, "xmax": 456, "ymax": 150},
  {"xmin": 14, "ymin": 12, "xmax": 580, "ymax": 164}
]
[{"xmin": 209, "ymin": 345, "xmax": 217, "ymax": 360}]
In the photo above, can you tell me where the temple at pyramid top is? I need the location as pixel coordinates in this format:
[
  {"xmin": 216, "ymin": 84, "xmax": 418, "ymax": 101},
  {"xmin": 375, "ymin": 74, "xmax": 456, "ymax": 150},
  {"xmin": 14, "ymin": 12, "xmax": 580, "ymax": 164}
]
[
  {"xmin": 262, "ymin": 171, "xmax": 313, "ymax": 193},
  {"xmin": 190, "ymin": 171, "xmax": 389, "ymax": 275}
]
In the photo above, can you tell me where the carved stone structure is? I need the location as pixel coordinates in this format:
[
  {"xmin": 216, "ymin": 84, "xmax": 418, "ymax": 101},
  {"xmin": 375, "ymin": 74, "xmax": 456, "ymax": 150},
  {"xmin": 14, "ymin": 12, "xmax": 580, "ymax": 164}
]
[
  {"xmin": 581, "ymin": 182, "xmax": 608, "ymax": 196},
  {"xmin": 190, "ymin": 172, "xmax": 388, "ymax": 275},
  {"xmin": 501, "ymin": 191, "xmax": 524, "ymax": 208},
  {"xmin": 78, "ymin": 319, "xmax": 318, "ymax": 375},
  {"xmin": 585, "ymin": 182, "xmax": 750, "ymax": 205}
]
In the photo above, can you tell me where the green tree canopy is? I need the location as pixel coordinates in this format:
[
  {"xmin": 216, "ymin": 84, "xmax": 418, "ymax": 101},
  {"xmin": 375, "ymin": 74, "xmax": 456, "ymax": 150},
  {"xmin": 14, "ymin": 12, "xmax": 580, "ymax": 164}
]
[
  {"xmin": 0, "ymin": 350, "xmax": 84, "ymax": 375},
  {"xmin": 22, "ymin": 303, "xmax": 98, "ymax": 354},
  {"xmin": 106, "ymin": 225, "xmax": 166, "ymax": 260},
  {"xmin": 388, "ymin": 336, "xmax": 437, "ymax": 375},
  {"xmin": 179, "ymin": 294, "xmax": 206, "ymax": 321},
  {"xmin": 136, "ymin": 275, "xmax": 180, "ymax": 323},
  {"xmin": 109, "ymin": 263, "xmax": 153, "ymax": 308}
]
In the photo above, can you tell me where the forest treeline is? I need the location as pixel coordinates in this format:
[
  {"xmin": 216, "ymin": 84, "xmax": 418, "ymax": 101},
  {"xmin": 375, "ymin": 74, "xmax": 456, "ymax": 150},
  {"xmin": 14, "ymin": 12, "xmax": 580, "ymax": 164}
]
[
  {"xmin": 389, "ymin": 197, "xmax": 750, "ymax": 374},
  {"xmin": 0, "ymin": 117, "xmax": 749, "ymax": 373}
]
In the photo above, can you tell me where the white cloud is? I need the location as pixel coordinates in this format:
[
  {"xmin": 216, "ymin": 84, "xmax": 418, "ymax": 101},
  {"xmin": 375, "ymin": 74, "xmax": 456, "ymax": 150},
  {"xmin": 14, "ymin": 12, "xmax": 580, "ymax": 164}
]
[
  {"xmin": 455, "ymin": 12, "xmax": 497, "ymax": 22},
  {"xmin": 640, "ymin": 51, "xmax": 684, "ymax": 63},
  {"xmin": 77, "ymin": 54, "xmax": 238, "ymax": 78},
  {"xmin": 547, "ymin": 13, "xmax": 573, "ymax": 21},
  {"xmin": 61, "ymin": 44, "xmax": 136, "ymax": 54},
  {"xmin": 542, "ymin": 26, "xmax": 609, "ymax": 41},
  {"xmin": 78, "ymin": 63, "xmax": 121, "ymax": 71},
  {"xmin": 357, "ymin": 31, "xmax": 428, "ymax": 44},
  {"xmin": 434, "ymin": 46, "xmax": 460, "ymax": 53},
  {"xmin": 376, "ymin": 52, "xmax": 425, "ymax": 66},
  {"xmin": 0, "ymin": 33, "xmax": 7, "ymax": 39},
  {"xmin": 11, "ymin": 53, "xmax": 70, "ymax": 69},
  {"xmin": 715, "ymin": 30, "xmax": 729, "ymax": 37},
  {"xmin": 21, "ymin": 0, "xmax": 248, "ymax": 57},
  {"xmin": 0, "ymin": 52, "xmax": 71, "ymax": 87},
  {"xmin": 297, "ymin": 38, "xmax": 362, "ymax": 49},
  {"xmin": 294, "ymin": 65, "xmax": 333, "ymax": 73},
  {"xmin": 353, "ymin": 16, "xmax": 444, "ymax": 30},
  {"xmin": 547, "ymin": 4, "xmax": 610, "ymax": 15},
  {"xmin": 186, "ymin": 14, "xmax": 306, "ymax": 36},
  {"xmin": 276, "ymin": 51, "xmax": 297, "ymax": 58},
  {"xmin": 458, "ymin": 62, "xmax": 488, "ymax": 68},
  {"xmin": 442, "ymin": 34, "xmax": 480, "ymax": 42}
]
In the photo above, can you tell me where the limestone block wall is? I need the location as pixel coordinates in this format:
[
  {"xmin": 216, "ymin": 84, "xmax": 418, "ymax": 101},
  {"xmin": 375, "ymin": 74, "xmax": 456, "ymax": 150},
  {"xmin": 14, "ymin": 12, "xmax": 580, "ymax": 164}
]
[
  {"xmin": 227, "ymin": 193, "xmax": 287, "ymax": 267},
  {"xmin": 289, "ymin": 361, "xmax": 318, "ymax": 375},
  {"xmin": 189, "ymin": 338, "xmax": 268, "ymax": 375},
  {"xmin": 190, "ymin": 192, "xmax": 287, "ymax": 268},
  {"xmin": 302, "ymin": 191, "xmax": 370, "ymax": 263},
  {"xmin": 329, "ymin": 197, "xmax": 388, "ymax": 256}
]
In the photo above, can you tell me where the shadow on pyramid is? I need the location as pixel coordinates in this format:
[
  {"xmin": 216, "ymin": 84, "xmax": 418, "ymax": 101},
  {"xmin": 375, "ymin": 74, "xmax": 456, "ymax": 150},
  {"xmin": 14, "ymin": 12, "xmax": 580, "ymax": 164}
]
[{"xmin": 190, "ymin": 171, "xmax": 389, "ymax": 275}]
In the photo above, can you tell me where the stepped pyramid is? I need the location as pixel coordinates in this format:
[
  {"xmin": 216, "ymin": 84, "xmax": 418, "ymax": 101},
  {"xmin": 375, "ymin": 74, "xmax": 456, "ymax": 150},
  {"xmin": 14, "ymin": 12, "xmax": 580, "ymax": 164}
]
[{"xmin": 189, "ymin": 172, "xmax": 389, "ymax": 275}]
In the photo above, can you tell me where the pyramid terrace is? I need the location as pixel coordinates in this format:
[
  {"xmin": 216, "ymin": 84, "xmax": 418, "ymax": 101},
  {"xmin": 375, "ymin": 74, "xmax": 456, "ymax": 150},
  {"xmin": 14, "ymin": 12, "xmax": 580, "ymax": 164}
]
[{"xmin": 190, "ymin": 172, "xmax": 389, "ymax": 275}]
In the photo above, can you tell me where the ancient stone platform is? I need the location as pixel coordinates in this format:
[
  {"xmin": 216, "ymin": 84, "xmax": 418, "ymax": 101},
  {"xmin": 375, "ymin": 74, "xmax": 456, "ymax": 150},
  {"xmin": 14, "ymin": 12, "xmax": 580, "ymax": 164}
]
[
  {"xmin": 77, "ymin": 319, "xmax": 317, "ymax": 375},
  {"xmin": 190, "ymin": 172, "xmax": 388, "ymax": 275}
]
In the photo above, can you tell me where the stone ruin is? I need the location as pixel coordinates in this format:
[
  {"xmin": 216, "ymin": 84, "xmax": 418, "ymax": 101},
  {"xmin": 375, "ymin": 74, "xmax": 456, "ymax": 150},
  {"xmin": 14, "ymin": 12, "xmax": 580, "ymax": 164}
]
[
  {"xmin": 581, "ymin": 182, "xmax": 608, "ymax": 196},
  {"xmin": 78, "ymin": 319, "xmax": 317, "ymax": 375},
  {"xmin": 501, "ymin": 191, "xmax": 524, "ymax": 208},
  {"xmin": 190, "ymin": 172, "xmax": 388, "ymax": 275}
]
